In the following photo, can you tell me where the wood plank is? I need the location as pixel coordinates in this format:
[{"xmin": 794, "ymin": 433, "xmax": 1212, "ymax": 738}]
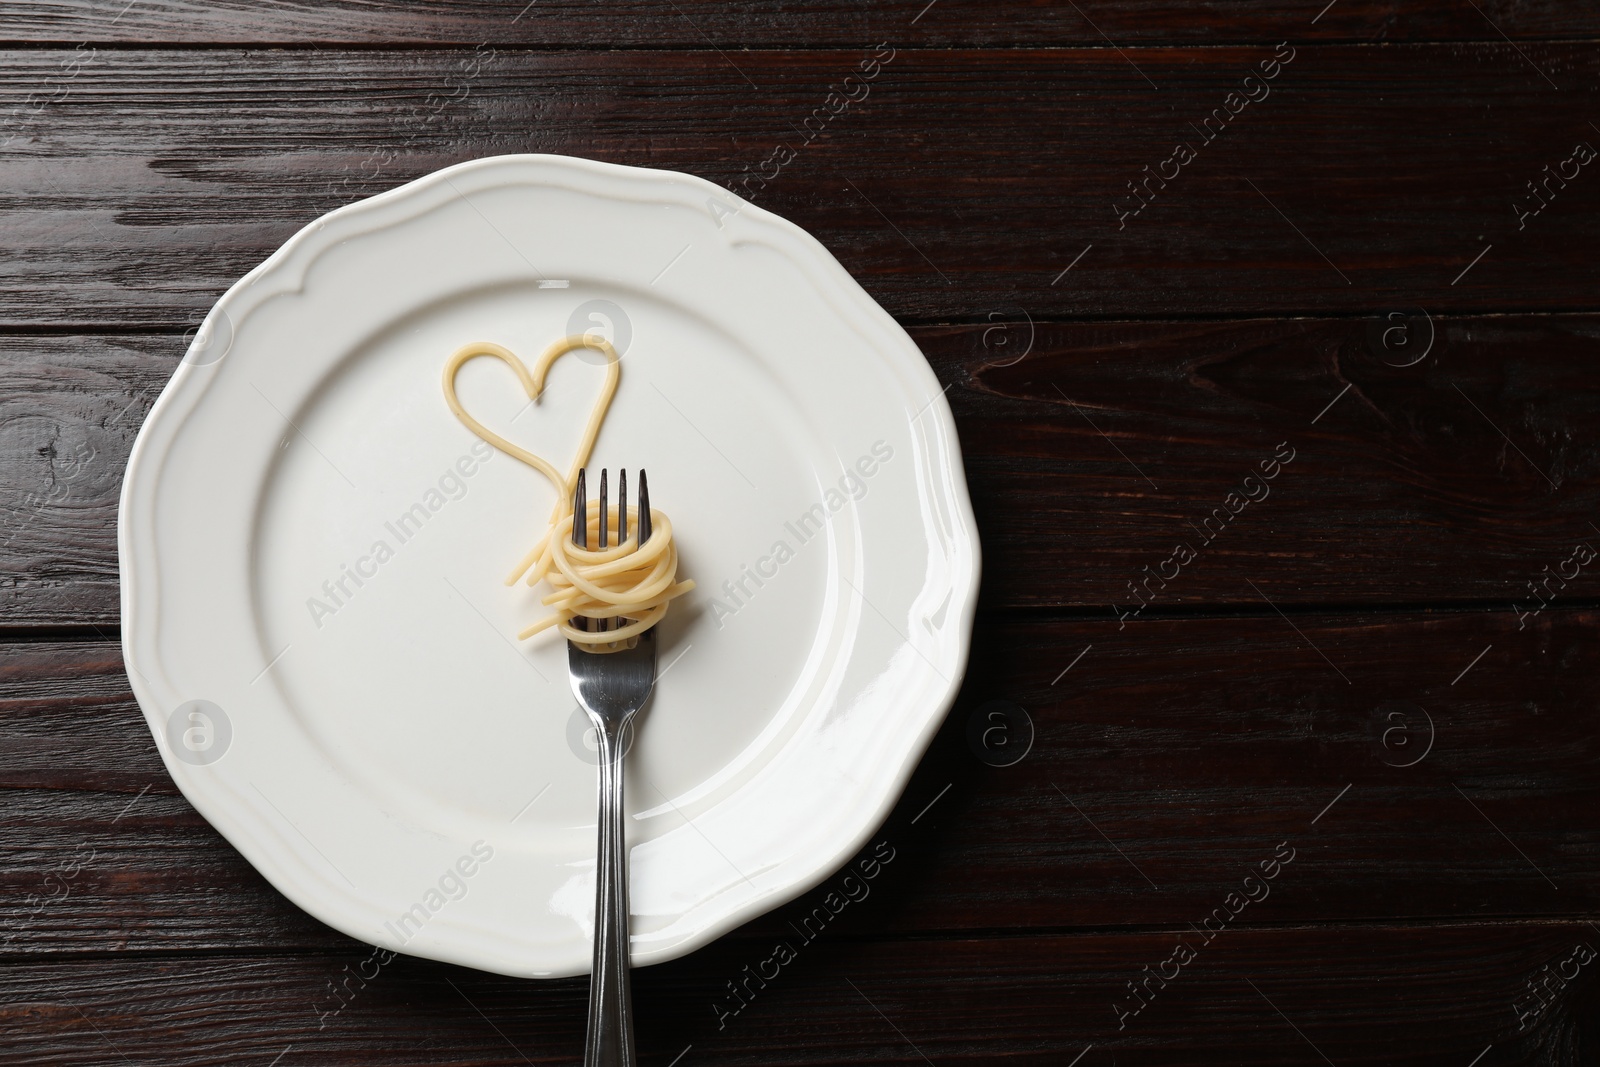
[
  {"xmin": 8, "ymin": 316, "xmax": 1600, "ymax": 623},
  {"xmin": 3, "ymin": 607, "xmax": 1595, "ymax": 955},
  {"xmin": 934, "ymin": 314, "xmax": 1600, "ymax": 610},
  {"xmin": 1, "ymin": 45, "xmax": 1598, "ymax": 328},
  {"xmin": 1, "ymin": 1, "xmax": 1596, "ymax": 47},
  {"xmin": 0, "ymin": 336, "xmax": 163, "ymax": 624},
  {"xmin": 0, "ymin": 924, "xmax": 1592, "ymax": 1065}
]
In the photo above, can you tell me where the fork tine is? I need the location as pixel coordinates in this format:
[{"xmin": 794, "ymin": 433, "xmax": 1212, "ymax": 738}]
[
  {"xmin": 618, "ymin": 469, "xmax": 628, "ymax": 545},
  {"xmin": 638, "ymin": 469, "xmax": 651, "ymax": 545},
  {"xmin": 573, "ymin": 469, "xmax": 588, "ymax": 549},
  {"xmin": 598, "ymin": 469, "xmax": 609, "ymax": 633}
]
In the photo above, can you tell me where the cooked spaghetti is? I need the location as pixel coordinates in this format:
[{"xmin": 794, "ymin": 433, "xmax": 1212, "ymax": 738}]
[{"xmin": 441, "ymin": 335, "xmax": 693, "ymax": 651}]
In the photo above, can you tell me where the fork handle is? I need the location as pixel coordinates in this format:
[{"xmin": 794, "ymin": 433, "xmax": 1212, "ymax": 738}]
[{"xmin": 586, "ymin": 716, "xmax": 636, "ymax": 1067}]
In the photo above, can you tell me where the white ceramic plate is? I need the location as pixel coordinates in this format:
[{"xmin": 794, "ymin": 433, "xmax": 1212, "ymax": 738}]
[{"xmin": 120, "ymin": 154, "xmax": 980, "ymax": 978}]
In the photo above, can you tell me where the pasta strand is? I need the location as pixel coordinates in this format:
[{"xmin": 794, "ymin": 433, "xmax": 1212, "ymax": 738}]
[{"xmin": 441, "ymin": 335, "xmax": 694, "ymax": 651}]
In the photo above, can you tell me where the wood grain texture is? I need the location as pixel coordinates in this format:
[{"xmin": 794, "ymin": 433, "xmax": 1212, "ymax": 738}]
[
  {"xmin": 0, "ymin": 336, "xmax": 162, "ymax": 623},
  {"xmin": 4, "ymin": 6, "xmax": 1598, "ymax": 1063},
  {"xmin": 3, "ymin": 606, "xmax": 1594, "ymax": 955},
  {"xmin": 0, "ymin": 46, "xmax": 1597, "ymax": 329},
  {"xmin": 940, "ymin": 313, "xmax": 1600, "ymax": 610},
  {"xmin": 0, "ymin": 924, "xmax": 1595, "ymax": 1066},
  {"xmin": 8, "ymin": 317, "xmax": 1600, "ymax": 623},
  {"xmin": 1, "ymin": 0, "xmax": 1598, "ymax": 47}
]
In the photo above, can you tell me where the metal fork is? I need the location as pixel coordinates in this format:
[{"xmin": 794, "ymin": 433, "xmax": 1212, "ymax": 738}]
[{"xmin": 567, "ymin": 467, "xmax": 657, "ymax": 1067}]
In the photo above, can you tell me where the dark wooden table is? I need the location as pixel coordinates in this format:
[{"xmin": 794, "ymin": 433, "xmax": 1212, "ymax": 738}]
[{"xmin": 4, "ymin": 2, "xmax": 1599, "ymax": 1063}]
